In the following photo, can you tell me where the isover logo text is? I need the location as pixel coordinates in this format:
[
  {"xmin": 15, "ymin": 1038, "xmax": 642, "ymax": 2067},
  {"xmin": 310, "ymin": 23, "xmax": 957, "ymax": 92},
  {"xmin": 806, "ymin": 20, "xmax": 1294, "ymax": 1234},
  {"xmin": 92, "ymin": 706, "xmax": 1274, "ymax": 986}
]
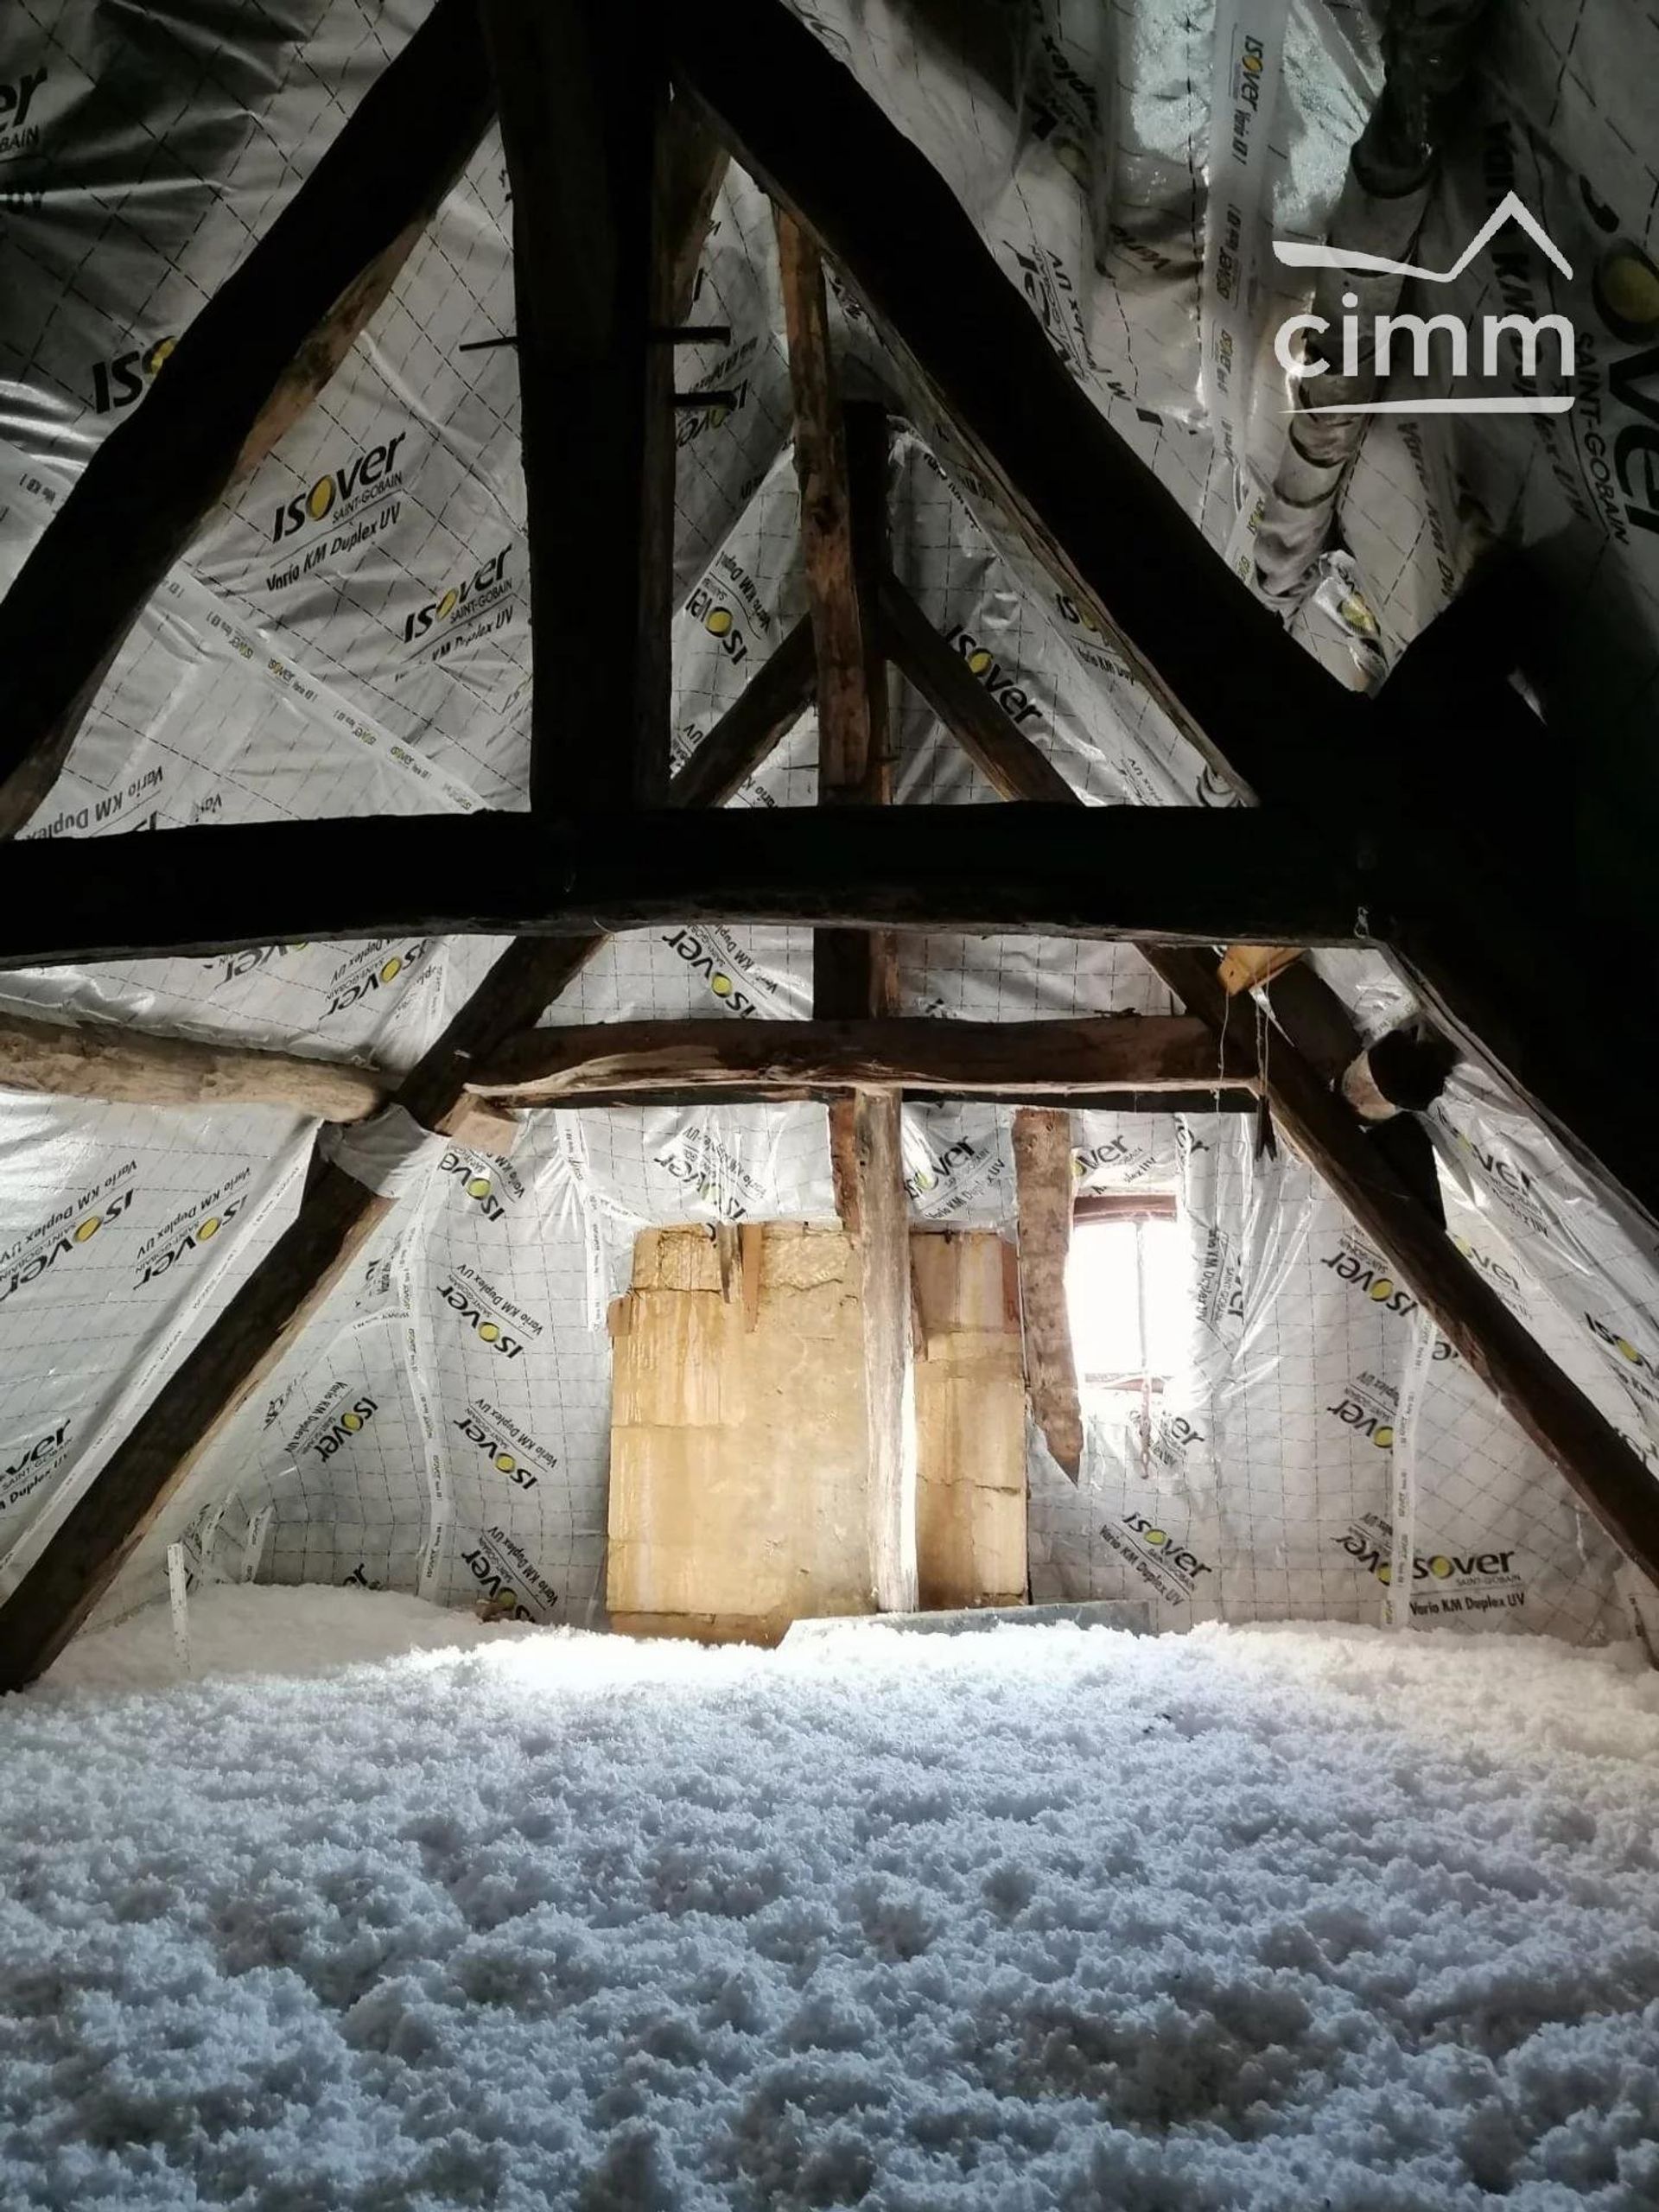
[
  {"xmin": 943, "ymin": 626, "xmax": 1043, "ymax": 727},
  {"xmin": 438, "ymin": 1277, "xmax": 530, "ymax": 1360},
  {"xmin": 1339, "ymin": 1524, "xmax": 1517, "ymax": 1589},
  {"xmin": 664, "ymin": 929, "xmax": 759, "ymax": 1015},
  {"xmin": 2, "ymin": 1420, "xmax": 70, "ymax": 1511},
  {"xmin": 403, "ymin": 550, "xmax": 511, "ymax": 645},
  {"xmin": 137, "ymin": 1191, "xmax": 246, "ymax": 1285},
  {"xmin": 271, "ymin": 434, "xmax": 406, "ymax": 542},
  {"xmin": 0, "ymin": 1182, "xmax": 136, "ymax": 1306},
  {"xmin": 454, "ymin": 1407, "xmax": 549, "ymax": 1491},
  {"xmin": 1122, "ymin": 1511, "xmax": 1213, "ymax": 1582},
  {"xmin": 310, "ymin": 1396, "xmax": 378, "ymax": 1462}
]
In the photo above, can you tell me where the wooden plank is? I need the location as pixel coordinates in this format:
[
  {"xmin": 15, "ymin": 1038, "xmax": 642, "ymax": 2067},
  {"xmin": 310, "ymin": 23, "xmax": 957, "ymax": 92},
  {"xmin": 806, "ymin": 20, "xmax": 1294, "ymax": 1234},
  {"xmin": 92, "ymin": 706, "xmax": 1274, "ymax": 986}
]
[
  {"xmin": 0, "ymin": 0, "xmax": 495, "ymax": 839},
  {"xmin": 1218, "ymin": 944, "xmax": 1304, "ymax": 996},
  {"xmin": 0, "ymin": 613, "xmax": 806, "ymax": 1690},
  {"xmin": 484, "ymin": 0, "xmax": 683, "ymax": 811},
  {"xmin": 0, "ymin": 804, "xmax": 1390, "ymax": 969},
  {"xmin": 0, "ymin": 1012, "xmax": 386, "ymax": 1122},
  {"xmin": 856, "ymin": 1087, "xmax": 918, "ymax": 1612},
  {"xmin": 1012, "ymin": 1109, "xmax": 1084, "ymax": 1481},
  {"xmin": 465, "ymin": 1013, "xmax": 1243, "ymax": 1103}
]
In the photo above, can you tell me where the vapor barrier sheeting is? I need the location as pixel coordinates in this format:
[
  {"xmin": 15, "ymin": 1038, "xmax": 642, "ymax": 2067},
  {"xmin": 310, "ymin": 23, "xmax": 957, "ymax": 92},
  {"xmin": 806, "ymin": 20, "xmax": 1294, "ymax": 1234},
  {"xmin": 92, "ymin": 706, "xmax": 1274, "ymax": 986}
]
[{"xmin": 0, "ymin": 0, "xmax": 1652, "ymax": 1643}]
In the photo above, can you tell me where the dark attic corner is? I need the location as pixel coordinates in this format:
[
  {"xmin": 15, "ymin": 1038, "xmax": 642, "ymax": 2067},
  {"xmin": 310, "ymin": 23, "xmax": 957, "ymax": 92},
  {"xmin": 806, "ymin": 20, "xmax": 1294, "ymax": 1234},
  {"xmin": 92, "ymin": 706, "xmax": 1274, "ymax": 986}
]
[{"xmin": 2, "ymin": 0, "xmax": 1658, "ymax": 2203}]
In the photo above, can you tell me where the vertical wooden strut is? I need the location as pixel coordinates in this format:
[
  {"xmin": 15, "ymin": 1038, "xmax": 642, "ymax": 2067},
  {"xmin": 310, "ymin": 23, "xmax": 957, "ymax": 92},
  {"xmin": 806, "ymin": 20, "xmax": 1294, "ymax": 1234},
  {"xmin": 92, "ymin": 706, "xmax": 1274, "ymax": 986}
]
[
  {"xmin": 1012, "ymin": 1109, "xmax": 1084, "ymax": 1481},
  {"xmin": 777, "ymin": 214, "xmax": 914, "ymax": 1610},
  {"xmin": 486, "ymin": 0, "xmax": 721, "ymax": 810}
]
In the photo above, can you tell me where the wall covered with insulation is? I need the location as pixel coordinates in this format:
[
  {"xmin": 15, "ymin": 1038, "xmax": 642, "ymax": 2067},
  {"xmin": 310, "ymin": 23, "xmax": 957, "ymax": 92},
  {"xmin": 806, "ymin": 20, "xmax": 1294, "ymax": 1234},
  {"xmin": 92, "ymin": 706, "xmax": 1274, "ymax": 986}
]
[{"xmin": 0, "ymin": 0, "xmax": 1655, "ymax": 1647}]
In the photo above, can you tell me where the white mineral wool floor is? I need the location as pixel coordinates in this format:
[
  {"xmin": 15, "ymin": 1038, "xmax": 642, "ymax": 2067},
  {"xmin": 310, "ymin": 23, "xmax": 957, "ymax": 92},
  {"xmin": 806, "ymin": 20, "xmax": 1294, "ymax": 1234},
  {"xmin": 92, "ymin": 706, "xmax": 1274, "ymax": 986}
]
[{"xmin": 4, "ymin": 1592, "xmax": 1659, "ymax": 2209}]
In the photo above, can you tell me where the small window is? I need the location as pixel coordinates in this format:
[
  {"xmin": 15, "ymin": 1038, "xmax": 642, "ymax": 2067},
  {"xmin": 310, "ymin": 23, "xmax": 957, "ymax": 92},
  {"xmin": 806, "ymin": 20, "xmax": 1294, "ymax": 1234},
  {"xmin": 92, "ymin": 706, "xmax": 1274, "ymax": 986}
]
[{"xmin": 1066, "ymin": 1194, "xmax": 1183, "ymax": 1396}]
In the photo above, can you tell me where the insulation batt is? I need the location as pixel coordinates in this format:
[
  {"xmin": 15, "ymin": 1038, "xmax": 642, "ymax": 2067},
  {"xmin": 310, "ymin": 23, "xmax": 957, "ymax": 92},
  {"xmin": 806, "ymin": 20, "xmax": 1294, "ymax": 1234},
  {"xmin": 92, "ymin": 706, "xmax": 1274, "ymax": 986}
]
[{"xmin": 4, "ymin": 1586, "xmax": 1659, "ymax": 2209}]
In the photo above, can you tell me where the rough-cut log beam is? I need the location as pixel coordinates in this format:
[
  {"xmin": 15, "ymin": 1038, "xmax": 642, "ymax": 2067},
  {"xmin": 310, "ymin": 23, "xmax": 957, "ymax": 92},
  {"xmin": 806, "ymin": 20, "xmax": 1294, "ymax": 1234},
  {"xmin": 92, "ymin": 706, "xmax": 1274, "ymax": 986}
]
[
  {"xmin": 467, "ymin": 1084, "xmax": 1262, "ymax": 1113},
  {"xmin": 669, "ymin": 0, "xmax": 1362, "ymax": 827},
  {"xmin": 484, "ymin": 1, "xmax": 715, "ymax": 810},
  {"xmin": 0, "ymin": 1014, "xmax": 386, "ymax": 1122},
  {"xmin": 0, "ymin": 806, "xmax": 1388, "ymax": 969},
  {"xmin": 902, "ymin": 610, "xmax": 1659, "ymax": 1588},
  {"xmin": 0, "ymin": 0, "xmax": 495, "ymax": 840},
  {"xmin": 1013, "ymin": 1109, "xmax": 1084, "ymax": 1482},
  {"xmin": 466, "ymin": 1014, "xmax": 1242, "ymax": 1104},
  {"xmin": 779, "ymin": 219, "xmax": 878, "ymax": 807},
  {"xmin": 0, "ymin": 637, "xmax": 804, "ymax": 1692}
]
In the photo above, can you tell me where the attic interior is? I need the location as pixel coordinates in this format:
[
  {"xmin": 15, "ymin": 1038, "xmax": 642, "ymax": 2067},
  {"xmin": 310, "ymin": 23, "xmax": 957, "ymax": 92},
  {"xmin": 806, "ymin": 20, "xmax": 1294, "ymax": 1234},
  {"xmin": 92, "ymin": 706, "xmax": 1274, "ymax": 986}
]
[{"xmin": 4, "ymin": 0, "xmax": 1659, "ymax": 2202}]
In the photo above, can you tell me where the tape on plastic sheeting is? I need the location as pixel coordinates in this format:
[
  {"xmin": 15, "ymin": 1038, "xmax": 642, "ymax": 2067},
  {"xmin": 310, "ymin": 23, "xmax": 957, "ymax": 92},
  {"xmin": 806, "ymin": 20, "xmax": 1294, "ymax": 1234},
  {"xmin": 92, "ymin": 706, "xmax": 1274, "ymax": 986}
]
[
  {"xmin": 1384, "ymin": 1312, "xmax": 1439, "ymax": 1628},
  {"xmin": 1200, "ymin": 0, "xmax": 1291, "ymax": 475},
  {"xmin": 320, "ymin": 1103, "xmax": 451, "ymax": 1198}
]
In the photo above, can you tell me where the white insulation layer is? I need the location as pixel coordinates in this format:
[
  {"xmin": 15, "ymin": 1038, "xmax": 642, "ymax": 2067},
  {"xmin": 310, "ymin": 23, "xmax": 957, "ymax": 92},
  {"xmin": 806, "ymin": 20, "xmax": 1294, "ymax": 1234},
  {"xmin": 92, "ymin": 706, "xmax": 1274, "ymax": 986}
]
[{"xmin": 0, "ymin": 0, "xmax": 1656, "ymax": 1644}]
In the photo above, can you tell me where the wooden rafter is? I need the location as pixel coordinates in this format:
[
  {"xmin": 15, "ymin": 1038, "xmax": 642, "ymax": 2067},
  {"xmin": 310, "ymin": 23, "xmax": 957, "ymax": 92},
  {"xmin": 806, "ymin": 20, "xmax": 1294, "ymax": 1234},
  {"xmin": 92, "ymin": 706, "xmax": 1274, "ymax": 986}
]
[
  {"xmin": 0, "ymin": 1013, "xmax": 387, "ymax": 1122},
  {"xmin": 0, "ymin": 805, "xmax": 1390, "ymax": 969},
  {"xmin": 0, "ymin": 0, "xmax": 496, "ymax": 840},
  {"xmin": 463, "ymin": 1014, "xmax": 1243, "ymax": 1104}
]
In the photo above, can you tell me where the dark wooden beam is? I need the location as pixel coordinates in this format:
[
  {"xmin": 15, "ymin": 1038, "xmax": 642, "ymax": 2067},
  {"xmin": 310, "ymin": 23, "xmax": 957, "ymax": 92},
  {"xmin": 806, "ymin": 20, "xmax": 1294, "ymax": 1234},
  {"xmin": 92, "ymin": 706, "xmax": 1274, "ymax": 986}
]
[
  {"xmin": 464, "ymin": 1013, "xmax": 1243, "ymax": 1104},
  {"xmin": 0, "ymin": 625, "xmax": 804, "ymax": 1693},
  {"xmin": 0, "ymin": 1013, "xmax": 386, "ymax": 1122},
  {"xmin": 484, "ymin": 0, "xmax": 713, "ymax": 811},
  {"xmin": 1013, "ymin": 1109, "xmax": 1084, "ymax": 1481},
  {"xmin": 0, "ymin": 805, "xmax": 1389, "ymax": 969},
  {"xmin": 0, "ymin": 0, "xmax": 495, "ymax": 839}
]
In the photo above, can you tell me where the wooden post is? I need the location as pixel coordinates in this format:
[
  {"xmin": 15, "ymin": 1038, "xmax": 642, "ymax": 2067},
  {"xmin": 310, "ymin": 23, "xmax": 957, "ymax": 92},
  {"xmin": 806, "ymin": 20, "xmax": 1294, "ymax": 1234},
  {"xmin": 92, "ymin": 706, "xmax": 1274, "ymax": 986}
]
[
  {"xmin": 484, "ymin": 0, "xmax": 723, "ymax": 810},
  {"xmin": 776, "ymin": 226, "xmax": 912, "ymax": 1608},
  {"xmin": 1012, "ymin": 1109, "xmax": 1084, "ymax": 1481},
  {"xmin": 0, "ymin": 0, "xmax": 495, "ymax": 838}
]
